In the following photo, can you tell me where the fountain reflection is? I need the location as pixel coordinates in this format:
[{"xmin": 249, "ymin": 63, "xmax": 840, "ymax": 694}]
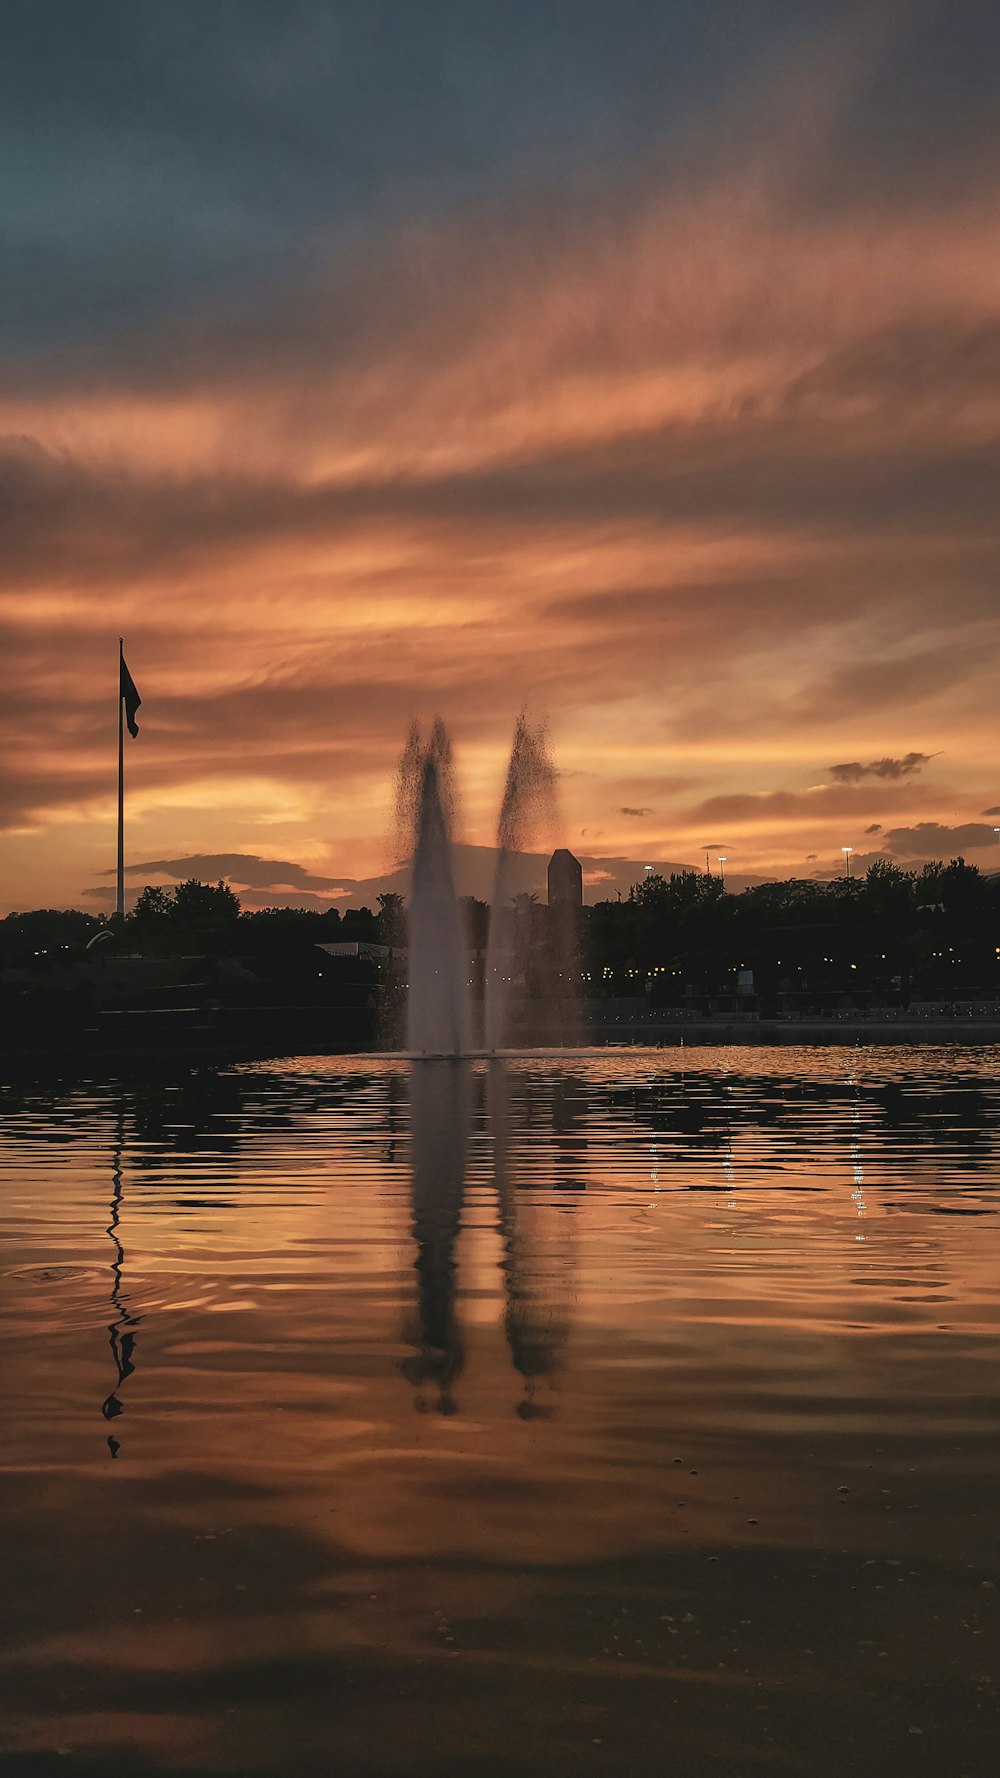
[
  {"xmin": 403, "ymin": 1062, "xmax": 579, "ymax": 1417},
  {"xmin": 401, "ymin": 1061, "xmax": 470, "ymax": 1412},
  {"xmin": 490, "ymin": 1063, "xmax": 575, "ymax": 1418}
]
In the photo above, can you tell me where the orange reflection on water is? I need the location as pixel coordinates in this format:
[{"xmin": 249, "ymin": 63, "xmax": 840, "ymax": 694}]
[{"xmin": 1, "ymin": 1048, "xmax": 999, "ymax": 1776}]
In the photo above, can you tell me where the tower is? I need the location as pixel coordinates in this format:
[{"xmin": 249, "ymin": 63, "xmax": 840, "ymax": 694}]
[{"xmin": 547, "ymin": 848, "xmax": 583, "ymax": 908}]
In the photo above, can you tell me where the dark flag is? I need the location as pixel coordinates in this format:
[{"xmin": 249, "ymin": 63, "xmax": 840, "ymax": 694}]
[{"xmin": 120, "ymin": 651, "xmax": 141, "ymax": 739}]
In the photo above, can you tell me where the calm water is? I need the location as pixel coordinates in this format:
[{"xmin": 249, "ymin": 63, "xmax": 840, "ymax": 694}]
[{"xmin": 1, "ymin": 1047, "xmax": 998, "ymax": 1778}]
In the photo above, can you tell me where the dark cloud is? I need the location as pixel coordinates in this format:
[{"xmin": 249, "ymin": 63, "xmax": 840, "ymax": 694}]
[
  {"xmin": 785, "ymin": 318, "xmax": 1000, "ymax": 417},
  {"xmin": 107, "ymin": 853, "xmax": 351, "ymax": 893},
  {"xmin": 545, "ymin": 577, "xmax": 861, "ymax": 642},
  {"xmin": 83, "ymin": 881, "xmax": 357, "ymax": 914},
  {"xmin": 864, "ymin": 822, "xmax": 882, "ymax": 834},
  {"xmin": 808, "ymin": 852, "xmax": 886, "ymax": 881},
  {"xmin": 982, "ymin": 807, "xmax": 1000, "ymax": 817},
  {"xmin": 2, "ymin": 1, "xmax": 997, "ymax": 372},
  {"xmin": 618, "ymin": 806, "xmax": 652, "ymax": 817},
  {"xmin": 521, "ymin": 431, "xmax": 1000, "ymax": 542},
  {"xmin": 882, "ymin": 821, "xmax": 1000, "ymax": 858},
  {"xmin": 793, "ymin": 640, "xmax": 990, "ymax": 729},
  {"xmin": 4, "ymin": 421, "xmax": 999, "ymax": 615},
  {"xmin": 803, "ymin": 5, "xmax": 1000, "ymax": 209},
  {"xmin": 687, "ymin": 784, "xmax": 905, "ymax": 825},
  {"xmin": 80, "ymin": 886, "xmax": 118, "ymax": 908},
  {"xmin": 0, "ymin": 1, "xmax": 841, "ymax": 359},
  {"xmin": 830, "ymin": 753, "xmax": 932, "ymax": 783}
]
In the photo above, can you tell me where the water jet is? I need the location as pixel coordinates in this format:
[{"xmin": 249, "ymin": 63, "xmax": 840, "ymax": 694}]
[{"xmin": 395, "ymin": 713, "xmax": 561, "ymax": 1055}]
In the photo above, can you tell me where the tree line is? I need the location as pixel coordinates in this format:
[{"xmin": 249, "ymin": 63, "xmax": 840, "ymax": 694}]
[
  {"xmin": 586, "ymin": 857, "xmax": 1000, "ymax": 1007},
  {"xmin": 3, "ymin": 857, "xmax": 999, "ymax": 1008},
  {"xmin": 0, "ymin": 882, "xmax": 396, "ymax": 966}
]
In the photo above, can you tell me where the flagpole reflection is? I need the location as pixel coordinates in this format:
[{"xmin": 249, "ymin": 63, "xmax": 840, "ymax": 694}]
[{"xmin": 101, "ymin": 1100, "xmax": 140, "ymax": 1456}]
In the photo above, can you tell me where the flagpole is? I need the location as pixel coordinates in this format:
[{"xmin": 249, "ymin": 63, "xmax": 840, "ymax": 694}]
[{"xmin": 117, "ymin": 637, "xmax": 125, "ymax": 921}]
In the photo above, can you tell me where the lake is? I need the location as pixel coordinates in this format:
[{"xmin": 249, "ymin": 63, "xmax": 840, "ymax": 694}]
[{"xmin": 1, "ymin": 1047, "xmax": 998, "ymax": 1776}]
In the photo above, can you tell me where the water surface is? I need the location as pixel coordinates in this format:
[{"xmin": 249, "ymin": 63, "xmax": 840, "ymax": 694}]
[{"xmin": 1, "ymin": 1047, "xmax": 998, "ymax": 1776}]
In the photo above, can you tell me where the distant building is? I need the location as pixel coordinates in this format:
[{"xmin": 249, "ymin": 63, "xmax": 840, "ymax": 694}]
[{"xmin": 547, "ymin": 848, "xmax": 583, "ymax": 908}]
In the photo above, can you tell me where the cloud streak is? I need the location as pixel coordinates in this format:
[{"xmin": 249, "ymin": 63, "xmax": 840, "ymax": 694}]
[{"xmin": 829, "ymin": 753, "xmax": 933, "ymax": 783}]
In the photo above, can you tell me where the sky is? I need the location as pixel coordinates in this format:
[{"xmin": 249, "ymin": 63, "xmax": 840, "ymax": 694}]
[{"xmin": 4, "ymin": 0, "xmax": 1000, "ymax": 913}]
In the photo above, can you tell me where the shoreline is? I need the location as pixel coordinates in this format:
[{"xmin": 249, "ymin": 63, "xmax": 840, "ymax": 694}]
[
  {"xmin": 2, "ymin": 1019, "xmax": 999, "ymax": 1081},
  {"xmin": 587, "ymin": 1017, "xmax": 1000, "ymax": 1046}
]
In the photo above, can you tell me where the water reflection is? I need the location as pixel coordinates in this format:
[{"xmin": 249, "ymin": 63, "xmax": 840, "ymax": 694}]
[
  {"xmin": 402, "ymin": 1061, "xmax": 470, "ymax": 1412},
  {"xmin": 100, "ymin": 1103, "xmax": 139, "ymax": 1456},
  {"xmin": 848, "ymin": 1071, "xmax": 868, "ymax": 1234},
  {"xmin": 402, "ymin": 1062, "xmax": 580, "ymax": 1417},
  {"xmin": 2, "ymin": 1049, "xmax": 1000, "ymax": 1778},
  {"xmin": 490, "ymin": 1062, "xmax": 575, "ymax": 1418}
]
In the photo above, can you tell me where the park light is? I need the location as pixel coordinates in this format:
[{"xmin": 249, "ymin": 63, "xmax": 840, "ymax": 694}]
[
  {"xmin": 717, "ymin": 854, "xmax": 727, "ymax": 886},
  {"xmin": 841, "ymin": 845, "xmax": 854, "ymax": 880}
]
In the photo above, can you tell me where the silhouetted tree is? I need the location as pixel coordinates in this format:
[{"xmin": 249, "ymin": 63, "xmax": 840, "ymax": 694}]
[
  {"xmin": 580, "ymin": 855, "xmax": 1000, "ymax": 1009},
  {"xmin": 0, "ymin": 908, "xmax": 105, "ymax": 966},
  {"xmin": 377, "ymin": 892, "xmax": 406, "ymax": 946},
  {"xmin": 173, "ymin": 878, "xmax": 240, "ymax": 927},
  {"xmin": 130, "ymin": 885, "xmax": 173, "ymax": 937}
]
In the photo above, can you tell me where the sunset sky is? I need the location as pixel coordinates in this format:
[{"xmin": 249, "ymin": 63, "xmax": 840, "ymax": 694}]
[{"xmin": 4, "ymin": 0, "xmax": 1000, "ymax": 914}]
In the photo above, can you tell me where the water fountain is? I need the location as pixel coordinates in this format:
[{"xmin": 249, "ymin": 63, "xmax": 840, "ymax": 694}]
[
  {"xmin": 397, "ymin": 718, "xmax": 472, "ymax": 1056},
  {"xmin": 397, "ymin": 712, "xmax": 558, "ymax": 1054},
  {"xmin": 484, "ymin": 712, "xmax": 557, "ymax": 1051}
]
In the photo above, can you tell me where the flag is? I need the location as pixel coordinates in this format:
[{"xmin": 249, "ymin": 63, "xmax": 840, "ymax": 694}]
[{"xmin": 120, "ymin": 650, "xmax": 141, "ymax": 739}]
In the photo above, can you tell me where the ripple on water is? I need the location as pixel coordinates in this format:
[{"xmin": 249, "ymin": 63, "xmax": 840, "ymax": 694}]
[{"xmin": 1, "ymin": 1047, "xmax": 999, "ymax": 1777}]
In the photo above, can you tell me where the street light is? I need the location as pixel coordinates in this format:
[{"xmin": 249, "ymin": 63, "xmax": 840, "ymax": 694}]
[
  {"xmin": 842, "ymin": 845, "xmax": 854, "ymax": 880},
  {"xmin": 717, "ymin": 854, "xmax": 727, "ymax": 886}
]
